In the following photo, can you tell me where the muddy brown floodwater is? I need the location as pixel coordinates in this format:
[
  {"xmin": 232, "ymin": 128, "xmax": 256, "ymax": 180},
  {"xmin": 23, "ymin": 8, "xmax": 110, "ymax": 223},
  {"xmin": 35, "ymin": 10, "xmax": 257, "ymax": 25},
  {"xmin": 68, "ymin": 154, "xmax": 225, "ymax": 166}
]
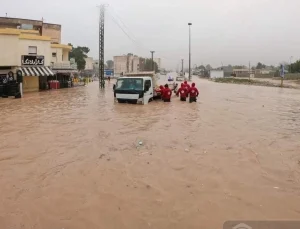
[{"xmin": 1, "ymin": 77, "xmax": 300, "ymax": 229}]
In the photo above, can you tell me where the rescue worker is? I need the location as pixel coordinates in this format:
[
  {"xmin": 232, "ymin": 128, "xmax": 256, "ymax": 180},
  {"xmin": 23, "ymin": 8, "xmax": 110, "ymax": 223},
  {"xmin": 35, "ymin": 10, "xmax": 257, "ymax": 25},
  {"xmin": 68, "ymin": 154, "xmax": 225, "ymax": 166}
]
[
  {"xmin": 163, "ymin": 84, "xmax": 172, "ymax": 102},
  {"xmin": 183, "ymin": 81, "xmax": 190, "ymax": 95},
  {"xmin": 155, "ymin": 85, "xmax": 165, "ymax": 100},
  {"xmin": 188, "ymin": 83, "xmax": 199, "ymax": 103},
  {"xmin": 176, "ymin": 83, "xmax": 188, "ymax": 101}
]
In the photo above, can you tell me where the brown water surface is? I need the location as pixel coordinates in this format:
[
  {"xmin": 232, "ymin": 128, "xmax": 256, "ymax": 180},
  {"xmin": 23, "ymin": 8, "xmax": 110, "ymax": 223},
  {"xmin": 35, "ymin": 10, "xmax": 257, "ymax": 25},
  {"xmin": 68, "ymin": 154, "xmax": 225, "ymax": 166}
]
[{"xmin": 0, "ymin": 77, "xmax": 300, "ymax": 229}]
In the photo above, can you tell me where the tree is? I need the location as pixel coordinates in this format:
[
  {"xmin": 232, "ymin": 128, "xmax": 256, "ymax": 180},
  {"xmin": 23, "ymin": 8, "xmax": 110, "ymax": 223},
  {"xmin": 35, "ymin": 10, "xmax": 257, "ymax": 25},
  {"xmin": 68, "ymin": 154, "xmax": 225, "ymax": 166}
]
[
  {"xmin": 256, "ymin": 62, "xmax": 266, "ymax": 69},
  {"xmin": 144, "ymin": 58, "xmax": 158, "ymax": 73},
  {"xmin": 206, "ymin": 64, "xmax": 212, "ymax": 70},
  {"xmin": 290, "ymin": 60, "xmax": 300, "ymax": 73},
  {"xmin": 197, "ymin": 65, "xmax": 206, "ymax": 70},
  {"xmin": 106, "ymin": 60, "xmax": 114, "ymax": 69},
  {"xmin": 68, "ymin": 43, "xmax": 90, "ymax": 71}
]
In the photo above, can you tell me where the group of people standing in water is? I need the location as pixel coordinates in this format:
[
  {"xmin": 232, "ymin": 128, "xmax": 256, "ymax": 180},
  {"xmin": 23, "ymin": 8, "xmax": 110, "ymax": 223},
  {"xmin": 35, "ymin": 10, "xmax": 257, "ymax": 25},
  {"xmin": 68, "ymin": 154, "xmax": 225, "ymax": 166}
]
[{"xmin": 156, "ymin": 81, "xmax": 199, "ymax": 103}]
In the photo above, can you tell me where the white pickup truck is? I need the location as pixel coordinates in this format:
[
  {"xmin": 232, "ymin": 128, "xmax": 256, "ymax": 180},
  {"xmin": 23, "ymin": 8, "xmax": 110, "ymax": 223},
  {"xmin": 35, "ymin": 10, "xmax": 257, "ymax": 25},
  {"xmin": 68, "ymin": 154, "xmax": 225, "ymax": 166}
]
[{"xmin": 113, "ymin": 72, "xmax": 159, "ymax": 105}]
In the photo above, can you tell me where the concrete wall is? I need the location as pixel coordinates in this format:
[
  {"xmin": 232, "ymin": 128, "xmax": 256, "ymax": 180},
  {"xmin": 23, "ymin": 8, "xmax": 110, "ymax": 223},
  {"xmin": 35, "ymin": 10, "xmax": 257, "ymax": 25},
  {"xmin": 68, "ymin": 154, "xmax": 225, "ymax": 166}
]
[
  {"xmin": 0, "ymin": 17, "xmax": 61, "ymax": 43},
  {"xmin": 62, "ymin": 49, "xmax": 69, "ymax": 61},
  {"xmin": 51, "ymin": 47, "xmax": 63, "ymax": 63},
  {"xmin": 42, "ymin": 23, "xmax": 61, "ymax": 43},
  {"xmin": 114, "ymin": 56, "xmax": 128, "ymax": 74},
  {"xmin": 210, "ymin": 70, "xmax": 224, "ymax": 78},
  {"xmin": 0, "ymin": 34, "xmax": 19, "ymax": 66}
]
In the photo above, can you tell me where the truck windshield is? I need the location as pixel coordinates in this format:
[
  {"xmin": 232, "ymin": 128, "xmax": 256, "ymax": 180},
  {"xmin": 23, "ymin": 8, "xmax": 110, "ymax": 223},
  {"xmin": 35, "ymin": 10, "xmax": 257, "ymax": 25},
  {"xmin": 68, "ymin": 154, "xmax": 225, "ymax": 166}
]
[{"xmin": 116, "ymin": 78, "xmax": 143, "ymax": 91}]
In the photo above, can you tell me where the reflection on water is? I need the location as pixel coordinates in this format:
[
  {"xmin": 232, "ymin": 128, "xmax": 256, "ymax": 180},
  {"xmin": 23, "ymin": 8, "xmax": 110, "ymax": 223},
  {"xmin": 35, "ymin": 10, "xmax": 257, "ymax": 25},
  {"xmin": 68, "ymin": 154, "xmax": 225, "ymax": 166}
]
[{"xmin": 1, "ymin": 78, "xmax": 300, "ymax": 229}]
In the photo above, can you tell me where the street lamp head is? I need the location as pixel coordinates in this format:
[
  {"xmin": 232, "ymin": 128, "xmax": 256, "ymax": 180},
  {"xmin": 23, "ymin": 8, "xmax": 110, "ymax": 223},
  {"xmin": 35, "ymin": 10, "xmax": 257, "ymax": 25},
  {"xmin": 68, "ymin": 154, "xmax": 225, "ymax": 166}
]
[{"xmin": 188, "ymin": 23, "xmax": 192, "ymax": 25}]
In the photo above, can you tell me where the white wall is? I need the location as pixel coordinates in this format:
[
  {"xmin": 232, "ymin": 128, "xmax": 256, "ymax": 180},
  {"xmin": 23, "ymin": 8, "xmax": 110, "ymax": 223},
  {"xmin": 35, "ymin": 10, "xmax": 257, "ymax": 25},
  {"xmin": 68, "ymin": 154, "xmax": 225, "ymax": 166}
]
[
  {"xmin": 51, "ymin": 47, "xmax": 63, "ymax": 63},
  {"xmin": 18, "ymin": 39, "xmax": 51, "ymax": 66},
  {"xmin": 0, "ymin": 34, "xmax": 19, "ymax": 66},
  {"xmin": 84, "ymin": 57, "xmax": 94, "ymax": 70},
  {"xmin": 210, "ymin": 70, "xmax": 224, "ymax": 78}
]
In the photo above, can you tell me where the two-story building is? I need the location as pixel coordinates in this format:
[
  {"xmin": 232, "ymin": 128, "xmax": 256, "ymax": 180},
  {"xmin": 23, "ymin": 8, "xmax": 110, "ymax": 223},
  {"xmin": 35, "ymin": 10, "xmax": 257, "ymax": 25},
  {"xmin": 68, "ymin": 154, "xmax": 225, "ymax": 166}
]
[
  {"xmin": 0, "ymin": 17, "xmax": 74, "ymax": 93},
  {"xmin": 0, "ymin": 28, "xmax": 55, "ymax": 92}
]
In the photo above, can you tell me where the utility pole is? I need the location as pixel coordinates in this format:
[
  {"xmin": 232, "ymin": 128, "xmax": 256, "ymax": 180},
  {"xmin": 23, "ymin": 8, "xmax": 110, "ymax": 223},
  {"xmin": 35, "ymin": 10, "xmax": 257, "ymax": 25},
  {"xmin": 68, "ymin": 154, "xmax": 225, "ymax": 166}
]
[
  {"xmin": 98, "ymin": 5, "xmax": 105, "ymax": 88},
  {"xmin": 181, "ymin": 59, "xmax": 184, "ymax": 77},
  {"xmin": 188, "ymin": 23, "xmax": 192, "ymax": 81},
  {"xmin": 249, "ymin": 61, "xmax": 251, "ymax": 81},
  {"xmin": 150, "ymin": 51, "xmax": 155, "ymax": 72}
]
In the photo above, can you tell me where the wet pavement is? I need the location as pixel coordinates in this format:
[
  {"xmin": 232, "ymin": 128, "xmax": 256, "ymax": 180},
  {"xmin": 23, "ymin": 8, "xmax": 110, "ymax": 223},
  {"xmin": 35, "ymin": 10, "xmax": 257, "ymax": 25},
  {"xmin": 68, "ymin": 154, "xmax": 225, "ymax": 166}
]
[{"xmin": 1, "ymin": 76, "xmax": 300, "ymax": 229}]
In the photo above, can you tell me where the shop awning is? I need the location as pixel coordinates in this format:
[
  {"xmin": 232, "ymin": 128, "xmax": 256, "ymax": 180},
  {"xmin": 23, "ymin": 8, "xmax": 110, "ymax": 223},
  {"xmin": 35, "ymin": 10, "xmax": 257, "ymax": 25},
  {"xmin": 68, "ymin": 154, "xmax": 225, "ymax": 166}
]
[{"xmin": 19, "ymin": 66, "xmax": 55, "ymax": 77}]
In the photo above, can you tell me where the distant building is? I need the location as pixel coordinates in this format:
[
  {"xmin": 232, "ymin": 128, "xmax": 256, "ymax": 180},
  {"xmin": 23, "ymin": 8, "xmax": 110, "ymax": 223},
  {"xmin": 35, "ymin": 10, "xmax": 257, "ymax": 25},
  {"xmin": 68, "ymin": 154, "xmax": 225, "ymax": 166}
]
[
  {"xmin": 233, "ymin": 68, "xmax": 254, "ymax": 77},
  {"xmin": 210, "ymin": 70, "xmax": 224, "ymax": 79},
  {"xmin": 153, "ymin": 58, "xmax": 161, "ymax": 70},
  {"xmin": 114, "ymin": 55, "xmax": 145, "ymax": 75}
]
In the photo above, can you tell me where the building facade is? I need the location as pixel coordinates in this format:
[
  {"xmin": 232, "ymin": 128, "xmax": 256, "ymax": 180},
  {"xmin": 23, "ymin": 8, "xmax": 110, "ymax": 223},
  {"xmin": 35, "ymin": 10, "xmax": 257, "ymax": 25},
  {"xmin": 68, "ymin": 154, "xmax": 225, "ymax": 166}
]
[
  {"xmin": 0, "ymin": 28, "xmax": 55, "ymax": 92},
  {"xmin": 153, "ymin": 58, "xmax": 161, "ymax": 70},
  {"xmin": 0, "ymin": 17, "xmax": 61, "ymax": 43},
  {"xmin": 0, "ymin": 17, "xmax": 73, "ymax": 93},
  {"xmin": 114, "ymin": 55, "xmax": 145, "ymax": 75}
]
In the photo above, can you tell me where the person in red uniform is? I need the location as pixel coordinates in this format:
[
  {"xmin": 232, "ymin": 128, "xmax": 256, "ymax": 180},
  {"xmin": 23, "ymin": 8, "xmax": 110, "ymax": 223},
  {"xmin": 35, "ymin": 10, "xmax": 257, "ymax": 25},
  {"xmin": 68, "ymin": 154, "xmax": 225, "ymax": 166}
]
[
  {"xmin": 155, "ymin": 85, "xmax": 165, "ymax": 100},
  {"xmin": 176, "ymin": 83, "xmax": 188, "ymax": 101},
  {"xmin": 183, "ymin": 81, "xmax": 190, "ymax": 95},
  {"xmin": 188, "ymin": 83, "xmax": 199, "ymax": 103},
  {"xmin": 163, "ymin": 84, "xmax": 172, "ymax": 102}
]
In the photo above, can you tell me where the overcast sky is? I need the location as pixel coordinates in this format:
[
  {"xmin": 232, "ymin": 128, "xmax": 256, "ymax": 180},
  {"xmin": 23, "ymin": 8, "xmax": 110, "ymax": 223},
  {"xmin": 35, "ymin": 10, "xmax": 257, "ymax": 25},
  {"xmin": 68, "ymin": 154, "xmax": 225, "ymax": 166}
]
[{"xmin": 2, "ymin": 0, "xmax": 300, "ymax": 69}]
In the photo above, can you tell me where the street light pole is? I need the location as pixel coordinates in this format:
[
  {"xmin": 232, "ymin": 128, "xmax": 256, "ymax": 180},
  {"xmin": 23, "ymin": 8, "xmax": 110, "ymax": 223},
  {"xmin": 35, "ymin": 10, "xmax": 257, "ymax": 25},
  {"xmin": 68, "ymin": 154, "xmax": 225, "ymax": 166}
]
[
  {"xmin": 181, "ymin": 59, "xmax": 184, "ymax": 77},
  {"xmin": 188, "ymin": 22, "xmax": 192, "ymax": 81},
  {"xmin": 150, "ymin": 51, "xmax": 155, "ymax": 72},
  {"xmin": 290, "ymin": 56, "xmax": 293, "ymax": 73}
]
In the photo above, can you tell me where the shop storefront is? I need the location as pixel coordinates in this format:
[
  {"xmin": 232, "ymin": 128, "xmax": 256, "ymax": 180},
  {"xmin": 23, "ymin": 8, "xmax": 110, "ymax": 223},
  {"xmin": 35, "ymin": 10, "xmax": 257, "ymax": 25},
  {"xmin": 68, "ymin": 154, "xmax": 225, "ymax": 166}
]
[{"xmin": 19, "ymin": 55, "xmax": 55, "ymax": 92}]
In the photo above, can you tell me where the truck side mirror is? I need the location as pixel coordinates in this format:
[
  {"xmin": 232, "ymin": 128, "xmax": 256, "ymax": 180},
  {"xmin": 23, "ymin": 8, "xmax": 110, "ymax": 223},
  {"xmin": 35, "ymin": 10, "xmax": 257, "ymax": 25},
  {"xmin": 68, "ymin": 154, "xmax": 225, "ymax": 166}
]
[
  {"xmin": 113, "ymin": 84, "xmax": 116, "ymax": 90},
  {"xmin": 144, "ymin": 85, "xmax": 150, "ymax": 92}
]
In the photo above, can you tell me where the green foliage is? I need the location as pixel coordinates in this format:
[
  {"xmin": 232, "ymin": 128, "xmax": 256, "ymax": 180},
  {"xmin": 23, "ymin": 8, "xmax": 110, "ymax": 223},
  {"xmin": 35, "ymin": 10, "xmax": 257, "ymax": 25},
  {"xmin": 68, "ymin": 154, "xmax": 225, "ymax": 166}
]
[
  {"xmin": 68, "ymin": 43, "xmax": 90, "ymax": 71},
  {"xmin": 290, "ymin": 60, "xmax": 300, "ymax": 73},
  {"xmin": 256, "ymin": 62, "xmax": 266, "ymax": 69},
  {"xmin": 206, "ymin": 64, "xmax": 212, "ymax": 70}
]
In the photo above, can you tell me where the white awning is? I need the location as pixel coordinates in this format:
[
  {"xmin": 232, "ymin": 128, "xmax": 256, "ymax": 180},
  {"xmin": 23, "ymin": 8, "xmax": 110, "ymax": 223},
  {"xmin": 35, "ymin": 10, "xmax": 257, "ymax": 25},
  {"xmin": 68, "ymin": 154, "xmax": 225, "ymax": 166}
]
[
  {"xmin": 45, "ymin": 66, "xmax": 55, "ymax": 76},
  {"xmin": 27, "ymin": 67, "xmax": 35, "ymax": 76},
  {"xmin": 19, "ymin": 66, "xmax": 56, "ymax": 77}
]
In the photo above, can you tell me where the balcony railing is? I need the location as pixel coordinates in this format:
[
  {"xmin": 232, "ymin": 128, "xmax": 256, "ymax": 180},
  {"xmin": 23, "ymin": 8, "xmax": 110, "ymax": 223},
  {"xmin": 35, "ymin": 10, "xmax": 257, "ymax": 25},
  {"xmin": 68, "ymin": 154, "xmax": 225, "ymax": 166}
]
[{"xmin": 51, "ymin": 61, "xmax": 75, "ymax": 69}]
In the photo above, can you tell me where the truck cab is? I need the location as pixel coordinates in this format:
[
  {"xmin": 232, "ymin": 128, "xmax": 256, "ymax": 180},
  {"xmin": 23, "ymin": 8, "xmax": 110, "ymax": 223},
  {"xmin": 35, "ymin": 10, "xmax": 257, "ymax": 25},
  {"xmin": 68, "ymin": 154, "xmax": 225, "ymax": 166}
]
[{"xmin": 114, "ymin": 72, "xmax": 156, "ymax": 105}]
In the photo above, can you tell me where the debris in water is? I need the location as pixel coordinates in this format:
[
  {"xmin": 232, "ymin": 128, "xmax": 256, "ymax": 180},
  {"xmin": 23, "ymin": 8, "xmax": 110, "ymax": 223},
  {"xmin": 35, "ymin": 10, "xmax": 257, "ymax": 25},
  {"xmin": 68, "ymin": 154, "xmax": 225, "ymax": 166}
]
[
  {"xmin": 273, "ymin": 187, "xmax": 279, "ymax": 189},
  {"xmin": 139, "ymin": 141, "xmax": 143, "ymax": 146},
  {"xmin": 99, "ymin": 154, "xmax": 105, "ymax": 159},
  {"xmin": 185, "ymin": 148, "xmax": 189, "ymax": 152}
]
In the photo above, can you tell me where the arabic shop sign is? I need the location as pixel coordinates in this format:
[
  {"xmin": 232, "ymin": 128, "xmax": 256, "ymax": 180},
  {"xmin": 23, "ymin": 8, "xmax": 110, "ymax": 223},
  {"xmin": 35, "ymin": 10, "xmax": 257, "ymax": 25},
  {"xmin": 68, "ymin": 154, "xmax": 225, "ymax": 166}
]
[{"xmin": 21, "ymin": 55, "xmax": 44, "ymax": 66}]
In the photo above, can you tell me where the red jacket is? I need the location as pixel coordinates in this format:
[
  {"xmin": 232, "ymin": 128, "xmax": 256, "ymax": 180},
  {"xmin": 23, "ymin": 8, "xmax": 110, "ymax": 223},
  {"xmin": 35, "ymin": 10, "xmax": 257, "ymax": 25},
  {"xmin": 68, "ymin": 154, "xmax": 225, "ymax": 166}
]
[
  {"xmin": 184, "ymin": 83, "xmax": 190, "ymax": 92},
  {"xmin": 176, "ymin": 87, "xmax": 188, "ymax": 98},
  {"xmin": 155, "ymin": 86, "xmax": 165, "ymax": 98},
  {"xmin": 188, "ymin": 86, "xmax": 199, "ymax": 98},
  {"xmin": 163, "ymin": 88, "xmax": 172, "ymax": 99}
]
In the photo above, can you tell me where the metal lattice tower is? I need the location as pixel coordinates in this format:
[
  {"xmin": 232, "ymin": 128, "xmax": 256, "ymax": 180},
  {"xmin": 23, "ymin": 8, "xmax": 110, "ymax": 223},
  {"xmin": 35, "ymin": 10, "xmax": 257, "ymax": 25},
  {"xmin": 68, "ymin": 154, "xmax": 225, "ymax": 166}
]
[{"xmin": 99, "ymin": 5, "xmax": 105, "ymax": 88}]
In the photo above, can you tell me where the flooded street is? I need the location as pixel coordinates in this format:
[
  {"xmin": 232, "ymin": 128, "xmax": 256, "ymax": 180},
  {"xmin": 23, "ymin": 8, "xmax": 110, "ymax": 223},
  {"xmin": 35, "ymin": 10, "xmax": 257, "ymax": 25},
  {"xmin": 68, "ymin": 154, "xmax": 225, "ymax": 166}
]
[{"xmin": 1, "ymin": 77, "xmax": 300, "ymax": 229}]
